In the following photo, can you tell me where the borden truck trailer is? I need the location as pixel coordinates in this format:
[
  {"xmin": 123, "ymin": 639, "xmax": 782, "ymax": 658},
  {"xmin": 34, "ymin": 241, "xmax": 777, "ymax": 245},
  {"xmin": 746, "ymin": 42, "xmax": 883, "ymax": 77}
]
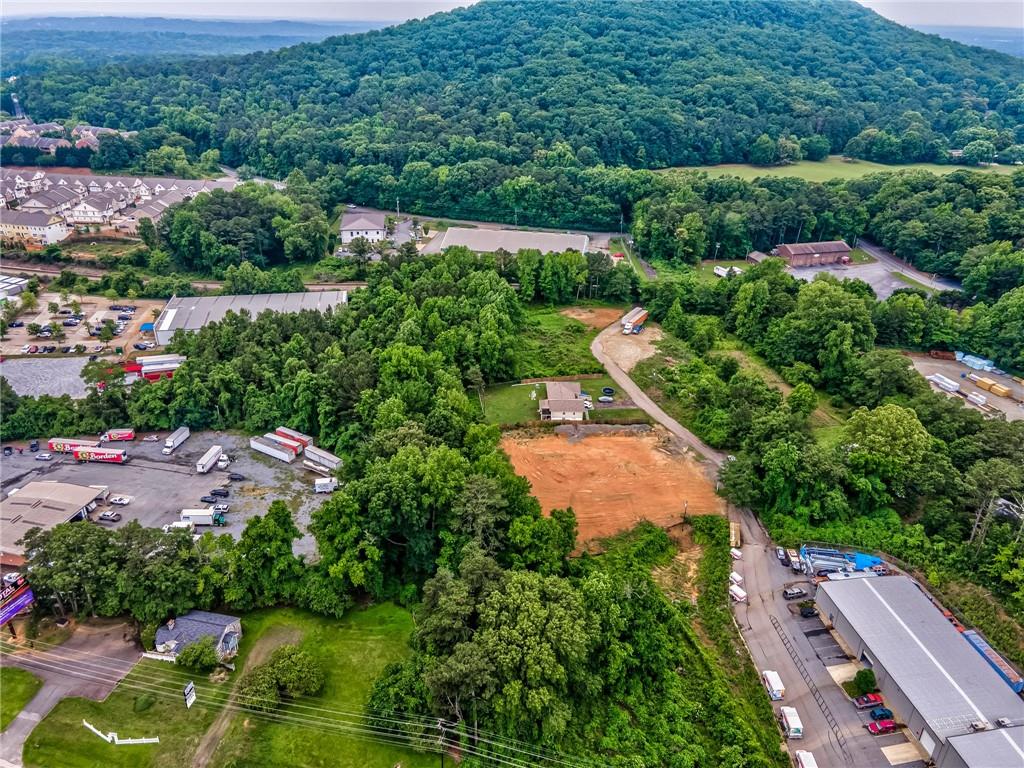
[
  {"xmin": 73, "ymin": 447, "xmax": 128, "ymax": 464},
  {"xmin": 162, "ymin": 426, "xmax": 190, "ymax": 455},
  {"xmin": 195, "ymin": 445, "xmax": 223, "ymax": 474},
  {"xmin": 48, "ymin": 438, "xmax": 101, "ymax": 453},
  {"xmin": 101, "ymin": 428, "xmax": 135, "ymax": 442}
]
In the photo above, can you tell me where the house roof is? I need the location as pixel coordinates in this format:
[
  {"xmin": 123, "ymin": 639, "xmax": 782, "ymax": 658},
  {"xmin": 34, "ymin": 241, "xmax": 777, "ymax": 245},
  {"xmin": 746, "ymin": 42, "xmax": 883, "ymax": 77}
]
[
  {"xmin": 818, "ymin": 576, "xmax": 1024, "ymax": 744},
  {"xmin": 340, "ymin": 211, "xmax": 386, "ymax": 231},
  {"xmin": 540, "ymin": 398, "xmax": 586, "ymax": 413},
  {"xmin": 423, "ymin": 226, "xmax": 590, "ymax": 255},
  {"xmin": 155, "ymin": 610, "xmax": 239, "ymax": 650},
  {"xmin": 0, "ymin": 210, "xmax": 64, "ymax": 227},
  {"xmin": 776, "ymin": 240, "xmax": 850, "ymax": 257},
  {"xmin": 546, "ymin": 381, "xmax": 582, "ymax": 400}
]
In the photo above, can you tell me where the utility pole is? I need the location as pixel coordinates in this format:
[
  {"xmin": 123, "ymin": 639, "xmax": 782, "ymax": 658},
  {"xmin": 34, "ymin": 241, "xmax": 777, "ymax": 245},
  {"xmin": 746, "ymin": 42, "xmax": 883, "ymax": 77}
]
[
  {"xmin": 514, "ymin": 208, "xmax": 519, "ymax": 227},
  {"xmin": 713, "ymin": 242, "xmax": 721, "ymax": 262},
  {"xmin": 396, "ymin": 197, "xmax": 400, "ymax": 219}
]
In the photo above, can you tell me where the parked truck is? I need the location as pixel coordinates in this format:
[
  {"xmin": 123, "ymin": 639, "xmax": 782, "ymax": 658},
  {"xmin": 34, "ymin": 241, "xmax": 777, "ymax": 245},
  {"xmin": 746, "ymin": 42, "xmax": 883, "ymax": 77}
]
[
  {"xmin": 762, "ymin": 670, "xmax": 785, "ymax": 700},
  {"xmin": 195, "ymin": 445, "xmax": 223, "ymax": 474},
  {"xmin": 620, "ymin": 307, "xmax": 644, "ymax": 327},
  {"xmin": 162, "ymin": 426, "xmax": 190, "ymax": 455},
  {"xmin": 73, "ymin": 447, "xmax": 128, "ymax": 464},
  {"xmin": 276, "ymin": 427, "xmax": 312, "ymax": 446},
  {"xmin": 180, "ymin": 508, "xmax": 227, "ymax": 527},
  {"xmin": 623, "ymin": 309, "xmax": 648, "ymax": 335},
  {"xmin": 780, "ymin": 706, "xmax": 803, "ymax": 739},
  {"xmin": 101, "ymin": 428, "xmax": 135, "ymax": 442},
  {"xmin": 250, "ymin": 436, "xmax": 295, "ymax": 463},
  {"xmin": 48, "ymin": 438, "xmax": 101, "ymax": 453},
  {"xmin": 314, "ymin": 477, "xmax": 339, "ymax": 493},
  {"xmin": 729, "ymin": 584, "xmax": 748, "ymax": 603},
  {"xmin": 304, "ymin": 445, "xmax": 342, "ymax": 471}
]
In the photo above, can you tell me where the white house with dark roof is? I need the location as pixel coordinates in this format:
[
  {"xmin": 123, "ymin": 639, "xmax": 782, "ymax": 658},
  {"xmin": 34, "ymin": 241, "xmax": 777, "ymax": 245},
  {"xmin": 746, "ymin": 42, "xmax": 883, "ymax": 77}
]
[
  {"xmin": 152, "ymin": 610, "xmax": 242, "ymax": 662},
  {"xmin": 340, "ymin": 210, "xmax": 387, "ymax": 244}
]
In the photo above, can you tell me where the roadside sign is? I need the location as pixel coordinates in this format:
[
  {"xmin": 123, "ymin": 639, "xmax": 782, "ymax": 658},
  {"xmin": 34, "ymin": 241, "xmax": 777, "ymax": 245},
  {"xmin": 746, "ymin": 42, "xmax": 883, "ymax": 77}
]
[
  {"xmin": 0, "ymin": 577, "xmax": 35, "ymax": 627},
  {"xmin": 183, "ymin": 681, "xmax": 196, "ymax": 709}
]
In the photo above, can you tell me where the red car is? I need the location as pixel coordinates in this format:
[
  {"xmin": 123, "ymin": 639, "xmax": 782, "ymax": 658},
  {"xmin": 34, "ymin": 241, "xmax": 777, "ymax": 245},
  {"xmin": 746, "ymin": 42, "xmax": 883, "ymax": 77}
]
[
  {"xmin": 866, "ymin": 719, "xmax": 899, "ymax": 735},
  {"xmin": 854, "ymin": 694, "xmax": 884, "ymax": 709}
]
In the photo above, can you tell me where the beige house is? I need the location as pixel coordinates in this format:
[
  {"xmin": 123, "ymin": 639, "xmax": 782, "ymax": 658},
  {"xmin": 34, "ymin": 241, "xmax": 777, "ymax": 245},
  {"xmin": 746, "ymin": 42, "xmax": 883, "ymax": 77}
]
[
  {"xmin": 340, "ymin": 211, "xmax": 387, "ymax": 244},
  {"xmin": 0, "ymin": 209, "xmax": 71, "ymax": 245},
  {"xmin": 539, "ymin": 381, "xmax": 587, "ymax": 421}
]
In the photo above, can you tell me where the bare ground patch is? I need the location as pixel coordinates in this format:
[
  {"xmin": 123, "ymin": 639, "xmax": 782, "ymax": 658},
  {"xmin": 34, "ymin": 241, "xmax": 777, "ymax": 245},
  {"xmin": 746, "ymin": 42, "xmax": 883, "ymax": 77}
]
[
  {"xmin": 652, "ymin": 522, "xmax": 704, "ymax": 605},
  {"xmin": 558, "ymin": 306, "xmax": 623, "ymax": 330},
  {"xmin": 601, "ymin": 325, "xmax": 664, "ymax": 372},
  {"xmin": 501, "ymin": 427, "xmax": 724, "ymax": 544}
]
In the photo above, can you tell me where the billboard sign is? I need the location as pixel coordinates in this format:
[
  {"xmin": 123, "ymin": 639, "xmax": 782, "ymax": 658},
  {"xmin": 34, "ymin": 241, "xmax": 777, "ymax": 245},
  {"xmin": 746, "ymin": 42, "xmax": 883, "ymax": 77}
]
[{"xmin": 0, "ymin": 577, "xmax": 34, "ymax": 627}]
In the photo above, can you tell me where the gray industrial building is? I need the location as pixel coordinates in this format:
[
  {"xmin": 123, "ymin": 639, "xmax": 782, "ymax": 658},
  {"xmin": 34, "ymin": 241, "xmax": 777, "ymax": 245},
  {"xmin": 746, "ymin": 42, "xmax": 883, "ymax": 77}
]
[
  {"xmin": 153, "ymin": 291, "xmax": 348, "ymax": 345},
  {"xmin": 817, "ymin": 576, "xmax": 1024, "ymax": 768}
]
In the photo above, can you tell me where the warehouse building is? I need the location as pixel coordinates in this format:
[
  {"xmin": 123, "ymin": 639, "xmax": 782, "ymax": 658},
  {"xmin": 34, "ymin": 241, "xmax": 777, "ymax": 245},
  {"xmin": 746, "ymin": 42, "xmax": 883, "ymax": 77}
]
[
  {"xmin": 774, "ymin": 240, "xmax": 850, "ymax": 267},
  {"xmin": 153, "ymin": 291, "xmax": 348, "ymax": 345},
  {"xmin": 423, "ymin": 226, "xmax": 589, "ymax": 255},
  {"xmin": 817, "ymin": 576, "xmax": 1024, "ymax": 768},
  {"xmin": 0, "ymin": 273, "xmax": 30, "ymax": 301},
  {"xmin": 0, "ymin": 482, "xmax": 107, "ymax": 566}
]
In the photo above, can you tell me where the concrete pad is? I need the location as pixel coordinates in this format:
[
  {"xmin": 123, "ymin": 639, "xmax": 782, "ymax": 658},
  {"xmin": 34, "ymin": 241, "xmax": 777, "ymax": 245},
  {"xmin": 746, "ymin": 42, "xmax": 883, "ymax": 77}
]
[
  {"xmin": 826, "ymin": 662, "xmax": 859, "ymax": 685},
  {"xmin": 881, "ymin": 741, "xmax": 926, "ymax": 765}
]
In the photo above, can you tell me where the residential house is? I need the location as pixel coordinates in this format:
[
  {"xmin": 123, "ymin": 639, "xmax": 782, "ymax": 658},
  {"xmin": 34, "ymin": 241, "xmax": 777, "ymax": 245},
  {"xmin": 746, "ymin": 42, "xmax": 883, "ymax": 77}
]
[
  {"xmin": 17, "ymin": 186, "xmax": 82, "ymax": 216},
  {"xmin": 340, "ymin": 211, "xmax": 387, "ymax": 244},
  {"xmin": 773, "ymin": 240, "xmax": 851, "ymax": 267},
  {"xmin": 152, "ymin": 610, "xmax": 242, "ymax": 662},
  {"xmin": 0, "ymin": 209, "xmax": 71, "ymax": 245},
  {"xmin": 68, "ymin": 193, "xmax": 125, "ymax": 225},
  {"xmin": 539, "ymin": 381, "xmax": 587, "ymax": 421}
]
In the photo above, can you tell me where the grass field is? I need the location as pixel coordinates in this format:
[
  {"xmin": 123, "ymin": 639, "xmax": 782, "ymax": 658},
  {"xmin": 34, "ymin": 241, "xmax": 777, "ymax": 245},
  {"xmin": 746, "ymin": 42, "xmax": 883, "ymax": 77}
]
[
  {"xmin": 517, "ymin": 306, "xmax": 606, "ymax": 379},
  {"xmin": 848, "ymin": 248, "xmax": 876, "ymax": 265},
  {"xmin": 481, "ymin": 375, "xmax": 648, "ymax": 426},
  {"xmin": 23, "ymin": 605, "xmax": 430, "ymax": 768},
  {"xmin": 663, "ymin": 155, "xmax": 1017, "ymax": 182},
  {"xmin": 892, "ymin": 271, "xmax": 935, "ymax": 293},
  {"xmin": 695, "ymin": 260, "xmax": 749, "ymax": 282},
  {"xmin": 1, "ymin": 667, "xmax": 43, "ymax": 731}
]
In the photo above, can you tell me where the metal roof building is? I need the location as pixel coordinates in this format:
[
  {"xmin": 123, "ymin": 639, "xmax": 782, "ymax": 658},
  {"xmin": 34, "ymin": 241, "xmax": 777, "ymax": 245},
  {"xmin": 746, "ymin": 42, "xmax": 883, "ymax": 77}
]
[
  {"xmin": 817, "ymin": 576, "xmax": 1024, "ymax": 768},
  {"xmin": 0, "ymin": 482, "xmax": 106, "ymax": 565},
  {"xmin": 422, "ymin": 226, "xmax": 589, "ymax": 255},
  {"xmin": 154, "ymin": 291, "xmax": 348, "ymax": 345}
]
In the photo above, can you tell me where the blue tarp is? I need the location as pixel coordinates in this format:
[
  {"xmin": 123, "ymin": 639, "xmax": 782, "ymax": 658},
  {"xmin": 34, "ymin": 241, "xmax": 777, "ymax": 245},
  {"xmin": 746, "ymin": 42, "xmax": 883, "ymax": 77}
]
[{"xmin": 140, "ymin": 322, "xmax": 155, "ymax": 332}]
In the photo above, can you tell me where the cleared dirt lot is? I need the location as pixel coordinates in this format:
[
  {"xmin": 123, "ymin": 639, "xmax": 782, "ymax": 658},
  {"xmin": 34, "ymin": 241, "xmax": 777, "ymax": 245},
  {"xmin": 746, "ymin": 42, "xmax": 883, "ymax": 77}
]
[
  {"xmin": 501, "ymin": 425, "xmax": 723, "ymax": 544},
  {"xmin": 600, "ymin": 325, "xmax": 663, "ymax": 372},
  {"xmin": 906, "ymin": 353, "xmax": 1024, "ymax": 422},
  {"xmin": 0, "ymin": 432, "xmax": 328, "ymax": 554},
  {"xmin": 559, "ymin": 306, "xmax": 624, "ymax": 330}
]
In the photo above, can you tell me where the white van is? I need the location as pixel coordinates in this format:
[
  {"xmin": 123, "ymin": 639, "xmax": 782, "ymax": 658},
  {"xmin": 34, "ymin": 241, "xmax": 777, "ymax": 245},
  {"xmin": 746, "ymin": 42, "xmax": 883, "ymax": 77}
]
[
  {"xmin": 729, "ymin": 547, "xmax": 743, "ymax": 560},
  {"xmin": 762, "ymin": 670, "xmax": 785, "ymax": 700},
  {"xmin": 729, "ymin": 571, "xmax": 743, "ymax": 586},
  {"xmin": 781, "ymin": 706, "xmax": 803, "ymax": 739},
  {"xmin": 795, "ymin": 751, "xmax": 819, "ymax": 768},
  {"xmin": 729, "ymin": 584, "xmax": 748, "ymax": 603}
]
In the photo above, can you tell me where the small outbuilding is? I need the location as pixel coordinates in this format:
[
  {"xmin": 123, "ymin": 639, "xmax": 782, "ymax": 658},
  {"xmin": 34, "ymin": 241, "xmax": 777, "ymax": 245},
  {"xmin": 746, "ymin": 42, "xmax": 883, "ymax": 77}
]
[{"xmin": 153, "ymin": 610, "xmax": 241, "ymax": 662}]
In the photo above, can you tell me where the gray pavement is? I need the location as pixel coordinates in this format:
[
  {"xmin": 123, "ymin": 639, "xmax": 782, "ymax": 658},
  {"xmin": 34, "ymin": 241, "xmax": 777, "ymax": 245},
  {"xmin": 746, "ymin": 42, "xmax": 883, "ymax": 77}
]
[
  {"xmin": 0, "ymin": 620, "xmax": 139, "ymax": 767},
  {"xmin": 0, "ymin": 432, "xmax": 329, "ymax": 555},
  {"xmin": 0, "ymin": 357, "xmax": 90, "ymax": 399}
]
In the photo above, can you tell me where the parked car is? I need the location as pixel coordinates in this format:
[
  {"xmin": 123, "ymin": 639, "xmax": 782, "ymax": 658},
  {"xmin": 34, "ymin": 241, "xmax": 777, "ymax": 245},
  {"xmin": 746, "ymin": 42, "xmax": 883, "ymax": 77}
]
[
  {"xmin": 854, "ymin": 694, "xmax": 884, "ymax": 710},
  {"xmin": 598, "ymin": 395, "xmax": 614, "ymax": 403},
  {"xmin": 866, "ymin": 719, "xmax": 899, "ymax": 736},
  {"xmin": 776, "ymin": 546, "xmax": 786, "ymax": 562},
  {"xmin": 35, "ymin": 452, "xmax": 53, "ymax": 461},
  {"xmin": 57, "ymin": 308, "xmax": 72, "ymax": 315},
  {"xmin": 98, "ymin": 510, "xmax": 122, "ymax": 523},
  {"xmin": 800, "ymin": 605, "xmax": 819, "ymax": 618},
  {"xmin": 117, "ymin": 313, "xmax": 134, "ymax": 321},
  {"xmin": 213, "ymin": 504, "xmax": 230, "ymax": 513},
  {"xmin": 133, "ymin": 343, "xmax": 149, "ymax": 351},
  {"xmin": 8, "ymin": 320, "xmax": 24, "ymax": 328},
  {"xmin": 227, "ymin": 473, "xmax": 246, "ymax": 481},
  {"xmin": 27, "ymin": 345, "xmax": 38, "ymax": 353},
  {"xmin": 816, "ymin": 567, "xmax": 840, "ymax": 577},
  {"xmin": 62, "ymin": 319, "xmax": 79, "ymax": 327},
  {"xmin": 870, "ymin": 707, "xmax": 894, "ymax": 721},
  {"xmin": 200, "ymin": 495, "xmax": 219, "ymax": 504},
  {"xmin": 210, "ymin": 488, "xmax": 229, "ymax": 498},
  {"xmin": 92, "ymin": 345, "xmax": 104, "ymax": 352},
  {"xmin": 109, "ymin": 496, "xmax": 131, "ymax": 506},
  {"xmin": 20, "ymin": 345, "xmax": 30, "ymax": 353},
  {"xmin": 783, "ymin": 587, "xmax": 807, "ymax": 600}
]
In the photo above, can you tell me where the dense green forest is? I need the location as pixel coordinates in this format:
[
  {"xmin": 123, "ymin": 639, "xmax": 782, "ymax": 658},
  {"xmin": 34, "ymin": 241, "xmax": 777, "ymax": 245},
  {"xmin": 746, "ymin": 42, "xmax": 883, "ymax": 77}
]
[{"xmin": 13, "ymin": 0, "xmax": 1022, "ymax": 189}]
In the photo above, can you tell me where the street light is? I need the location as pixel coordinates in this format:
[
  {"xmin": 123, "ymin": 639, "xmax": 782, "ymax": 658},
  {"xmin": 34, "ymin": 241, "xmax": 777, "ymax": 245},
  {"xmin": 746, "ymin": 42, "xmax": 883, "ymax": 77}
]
[{"xmin": 713, "ymin": 242, "xmax": 721, "ymax": 262}]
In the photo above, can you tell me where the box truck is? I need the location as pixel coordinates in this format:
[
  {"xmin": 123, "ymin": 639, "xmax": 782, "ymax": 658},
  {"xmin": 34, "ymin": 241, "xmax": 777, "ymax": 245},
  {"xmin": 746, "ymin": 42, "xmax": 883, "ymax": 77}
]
[
  {"xmin": 48, "ymin": 438, "xmax": 101, "ymax": 453},
  {"xmin": 729, "ymin": 547, "xmax": 743, "ymax": 560},
  {"xmin": 195, "ymin": 445, "xmax": 223, "ymax": 474},
  {"xmin": 180, "ymin": 508, "xmax": 227, "ymax": 527},
  {"xmin": 73, "ymin": 447, "xmax": 128, "ymax": 464},
  {"xmin": 276, "ymin": 427, "xmax": 312, "ymax": 446},
  {"xmin": 795, "ymin": 751, "xmax": 819, "ymax": 768},
  {"xmin": 162, "ymin": 426, "xmax": 190, "ymax": 455},
  {"xmin": 263, "ymin": 432, "xmax": 303, "ymax": 456},
  {"xmin": 304, "ymin": 445, "xmax": 342, "ymax": 471},
  {"xmin": 729, "ymin": 571, "xmax": 744, "ymax": 586},
  {"xmin": 101, "ymin": 428, "xmax": 135, "ymax": 442},
  {"xmin": 762, "ymin": 670, "xmax": 785, "ymax": 700},
  {"xmin": 729, "ymin": 584, "xmax": 748, "ymax": 603},
  {"xmin": 250, "ymin": 436, "xmax": 295, "ymax": 463},
  {"xmin": 780, "ymin": 706, "xmax": 803, "ymax": 739},
  {"xmin": 314, "ymin": 477, "xmax": 338, "ymax": 493}
]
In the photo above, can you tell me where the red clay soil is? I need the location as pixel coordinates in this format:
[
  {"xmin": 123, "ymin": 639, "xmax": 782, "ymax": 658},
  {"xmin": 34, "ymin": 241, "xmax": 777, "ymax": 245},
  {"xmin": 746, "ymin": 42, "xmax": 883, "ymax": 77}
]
[
  {"xmin": 501, "ymin": 431, "xmax": 724, "ymax": 543},
  {"xmin": 559, "ymin": 306, "xmax": 624, "ymax": 330}
]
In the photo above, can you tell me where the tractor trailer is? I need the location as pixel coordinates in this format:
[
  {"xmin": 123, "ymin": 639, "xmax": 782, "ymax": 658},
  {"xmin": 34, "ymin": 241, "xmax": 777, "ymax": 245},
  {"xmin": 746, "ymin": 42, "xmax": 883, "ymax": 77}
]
[
  {"xmin": 623, "ymin": 309, "xmax": 648, "ymax": 334},
  {"xmin": 263, "ymin": 432, "xmax": 303, "ymax": 455},
  {"xmin": 275, "ymin": 427, "xmax": 312, "ymax": 446},
  {"xmin": 250, "ymin": 436, "xmax": 295, "ymax": 463},
  {"xmin": 101, "ymin": 428, "xmax": 135, "ymax": 442},
  {"xmin": 48, "ymin": 438, "xmax": 101, "ymax": 453},
  {"xmin": 305, "ymin": 445, "xmax": 342, "ymax": 471},
  {"xmin": 195, "ymin": 445, "xmax": 223, "ymax": 474},
  {"xmin": 73, "ymin": 447, "xmax": 128, "ymax": 464},
  {"xmin": 162, "ymin": 427, "xmax": 190, "ymax": 455}
]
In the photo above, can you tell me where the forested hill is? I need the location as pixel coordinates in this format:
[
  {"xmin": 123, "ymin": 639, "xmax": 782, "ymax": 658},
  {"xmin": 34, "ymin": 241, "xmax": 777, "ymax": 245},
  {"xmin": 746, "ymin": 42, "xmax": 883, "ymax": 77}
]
[{"xmin": 15, "ymin": 0, "xmax": 1022, "ymax": 177}]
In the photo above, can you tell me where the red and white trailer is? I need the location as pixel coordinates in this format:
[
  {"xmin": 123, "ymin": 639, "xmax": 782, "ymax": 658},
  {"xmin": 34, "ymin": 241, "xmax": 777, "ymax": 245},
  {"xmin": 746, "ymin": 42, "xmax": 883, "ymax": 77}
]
[
  {"xmin": 48, "ymin": 438, "xmax": 101, "ymax": 453},
  {"xmin": 263, "ymin": 432, "xmax": 303, "ymax": 456},
  {"xmin": 101, "ymin": 428, "xmax": 136, "ymax": 442},
  {"xmin": 275, "ymin": 427, "xmax": 312, "ymax": 447},
  {"xmin": 72, "ymin": 447, "xmax": 129, "ymax": 464}
]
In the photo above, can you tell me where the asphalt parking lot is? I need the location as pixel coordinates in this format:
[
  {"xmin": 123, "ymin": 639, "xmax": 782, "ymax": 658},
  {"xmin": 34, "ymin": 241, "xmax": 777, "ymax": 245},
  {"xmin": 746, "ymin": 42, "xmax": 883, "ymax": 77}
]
[
  {"xmin": 1, "ymin": 431, "xmax": 328, "ymax": 555},
  {"xmin": 790, "ymin": 261, "xmax": 923, "ymax": 300},
  {"xmin": 0, "ymin": 356, "xmax": 90, "ymax": 398}
]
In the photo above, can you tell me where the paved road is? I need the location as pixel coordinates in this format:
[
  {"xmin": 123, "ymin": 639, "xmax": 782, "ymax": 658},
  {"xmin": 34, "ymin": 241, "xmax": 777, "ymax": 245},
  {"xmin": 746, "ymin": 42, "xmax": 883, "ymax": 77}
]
[
  {"xmin": 0, "ymin": 621, "xmax": 139, "ymax": 767},
  {"xmin": 857, "ymin": 239, "xmax": 961, "ymax": 293},
  {"xmin": 591, "ymin": 323, "xmax": 908, "ymax": 768},
  {"xmin": 590, "ymin": 323, "xmax": 727, "ymax": 465}
]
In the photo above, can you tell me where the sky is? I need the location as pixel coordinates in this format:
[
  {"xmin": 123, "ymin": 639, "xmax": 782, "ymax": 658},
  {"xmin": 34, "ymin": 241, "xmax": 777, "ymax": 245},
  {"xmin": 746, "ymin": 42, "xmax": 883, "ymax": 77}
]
[{"xmin": 2, "ymin": 0, "xmax": 1022, "ymax": 27}]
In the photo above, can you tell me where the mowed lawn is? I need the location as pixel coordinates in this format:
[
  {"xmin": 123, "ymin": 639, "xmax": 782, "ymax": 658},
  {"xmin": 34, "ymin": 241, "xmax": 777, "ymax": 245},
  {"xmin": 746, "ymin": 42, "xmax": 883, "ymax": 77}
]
[
  {"xmin": 23, "ymin": 604, "xmax": 430, "ymax": 768},
  {"xmin": 663, "ymin": 155, "xmax": 1016, "ymax": 182},
  {"xmin": 695, "ymin": 260, "xmax": 750, "ymax": 282},
  {"xmin": 1, "ymin": 667, "xmax": 43, "ymax": 730},
  {"xmin": 482, "ymin": 375, "xmax": 644, "ymax": 426},
  {"xmin": 208, "ymin": 605, "xmax": 434, "ymax": 768}
]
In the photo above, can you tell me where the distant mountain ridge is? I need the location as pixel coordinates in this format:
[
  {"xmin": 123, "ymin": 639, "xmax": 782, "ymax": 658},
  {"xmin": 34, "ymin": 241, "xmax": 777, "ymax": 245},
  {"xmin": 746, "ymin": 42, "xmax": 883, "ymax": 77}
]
[
  {"xmin": 11, "ymin": 0, "xmax": 1022, "ymax": 176},
  {"xmin": 912, "ymin": 25, "xmax": 1024, "ymax": 58}
]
